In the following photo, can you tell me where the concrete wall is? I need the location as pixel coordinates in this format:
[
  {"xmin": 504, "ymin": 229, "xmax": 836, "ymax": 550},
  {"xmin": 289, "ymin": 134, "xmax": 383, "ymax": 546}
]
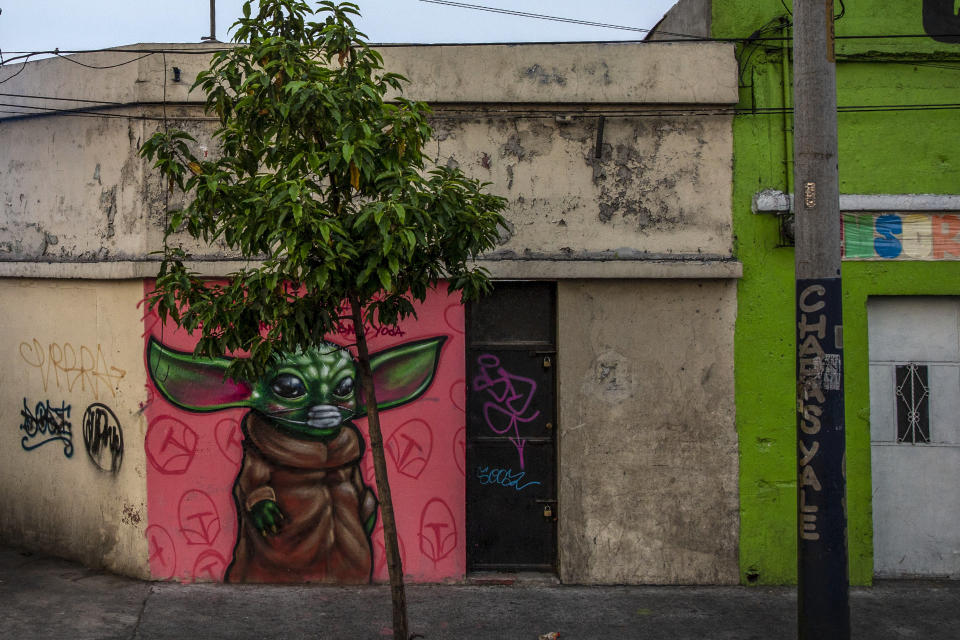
[
  {"xmin": 557, "ymin": 279, "xmax": 739, "ymax": 584},
  {"xmin": 0, "ymin": 41, "xmax": 738, "ymax": 279},
  {"xmin": 0, "ymin": 40, "xmax": 741, "ymax": 584},
  {"xmin": 0, "ymin": 279, "xmax": 149, "ymax": 577}
]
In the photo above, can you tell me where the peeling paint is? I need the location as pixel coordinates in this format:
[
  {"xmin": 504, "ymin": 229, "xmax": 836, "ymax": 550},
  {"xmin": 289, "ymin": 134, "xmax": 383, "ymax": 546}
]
[
  {"xmin": 100, "ymin": 186, "xmax": 117, "ymax": 239},
  {"xmin": 501, "ymin": 134, "xmax": 527, "ymax": 161},
  {"xmin": 586, "ymin": 119, "xmax": 705, "ymax": 232},
  {"xmin": 522, "ymin": 63, "xmax": 567, "ymax": 86}
]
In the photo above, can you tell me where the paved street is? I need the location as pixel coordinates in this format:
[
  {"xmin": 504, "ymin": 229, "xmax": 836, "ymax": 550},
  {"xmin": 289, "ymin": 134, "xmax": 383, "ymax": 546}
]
[{"xmin": 2, "ymin": 545, "xmax": 959, "ymax": 639}]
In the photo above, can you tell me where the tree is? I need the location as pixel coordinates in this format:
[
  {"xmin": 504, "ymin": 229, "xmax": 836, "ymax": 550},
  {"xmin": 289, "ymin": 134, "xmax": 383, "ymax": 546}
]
[{"xmin": 140, "ymin": 1, "xmax": 507, "ymax": 637}]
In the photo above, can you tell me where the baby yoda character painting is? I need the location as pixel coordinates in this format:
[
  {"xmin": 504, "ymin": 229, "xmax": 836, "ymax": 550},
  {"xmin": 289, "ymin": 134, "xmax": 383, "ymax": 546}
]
[{"xmin": 147, "ymin": 336, "xmax": 446, "ymax": 584}]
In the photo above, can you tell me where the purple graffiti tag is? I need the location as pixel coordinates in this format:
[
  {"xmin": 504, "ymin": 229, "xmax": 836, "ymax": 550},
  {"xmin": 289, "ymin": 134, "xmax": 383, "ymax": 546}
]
[{"xmin": 472, "ymin": 354, "xmax": 539, "ymax": 468}]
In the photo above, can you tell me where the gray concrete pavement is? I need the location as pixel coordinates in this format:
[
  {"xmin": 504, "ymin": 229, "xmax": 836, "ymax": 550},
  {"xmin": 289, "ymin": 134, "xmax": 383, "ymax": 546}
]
[{"xmin": 2, "ymin": 545, "xmax": 959, "ymax": 639}]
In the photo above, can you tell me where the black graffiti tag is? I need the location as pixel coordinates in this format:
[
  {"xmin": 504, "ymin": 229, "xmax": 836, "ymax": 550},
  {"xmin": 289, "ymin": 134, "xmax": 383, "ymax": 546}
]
[
  {"xmin": 83, "ymin": 403, "xmax": 124, "ymax": 474},
  {"xmin": 20, "ymin": 399, "xmax": 74, "ymax": 458},
  {"xmin": 923, "ymin": 0, "xmax": 960, "ymax": 44}
]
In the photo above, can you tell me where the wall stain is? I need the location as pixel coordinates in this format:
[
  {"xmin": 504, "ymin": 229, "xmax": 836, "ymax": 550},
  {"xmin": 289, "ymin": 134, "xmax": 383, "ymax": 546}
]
[
  {"xmin": 585, "ymin": 119, "xmax": 704, "ymax": 231},
  {"xmin": 121, "ymin": 504, "xmax": 143, "ymax": 526},
  {"xmin": 100, "ymin": 186, "xmax": 117, "ymax": 239},
  {"xmin": 522, "ymin": 64, "xmax": 567, "ymax": 86}
]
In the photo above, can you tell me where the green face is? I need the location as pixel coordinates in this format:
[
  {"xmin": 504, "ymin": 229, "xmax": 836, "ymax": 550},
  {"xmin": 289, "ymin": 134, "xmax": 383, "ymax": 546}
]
[
  {"xmin": 147, "ymin": 335, "xmax": 446, "ymax": 440},
  {"xmin": 248, "ymin": 343, "xmax": 359, "ymax": 439}
]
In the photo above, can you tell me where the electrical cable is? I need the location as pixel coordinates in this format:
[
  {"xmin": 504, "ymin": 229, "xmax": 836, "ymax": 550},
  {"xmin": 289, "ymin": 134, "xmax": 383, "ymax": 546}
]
[
  {"xmin": 0, "ymin": 54, "xmax": 31, "ymax": 85},
  {"xmin": 2, "ymin": 30, "xmax": 960, "ymax": 63},
  {"xmin": 417, "ymin": 0, "xmax": 706, "ymax": 40},
  {"xmin": 0, "ymin": 91, "xmax": 130, "ymax": 105},
  {"xmin": 0, "ymin": 47, "xmax": 234, "ymax": 67},
  {"xmin": 737, "ymin": 16, "xmax": 791, "ymax": 86},
  {"xmin": 0, "ymin": 101, "xmax": 158, "ymax": 118},
  {"xmin": 4, "ymin": 100, "xmax": 960, "ymax": 123},
  {"xmin": 54, "ymin": 51, "xmax": 154, "ymax": 69}
]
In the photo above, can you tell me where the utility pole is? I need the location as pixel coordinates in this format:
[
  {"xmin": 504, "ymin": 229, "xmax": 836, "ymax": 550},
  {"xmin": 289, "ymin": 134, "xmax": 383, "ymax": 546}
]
[
  {"xmin": 792, "ymin": 1, "xmax": 850, "ymax": 639},
  {"xmin": 202, "ymin": 0, "xmax": 218, "ymax": 42}
]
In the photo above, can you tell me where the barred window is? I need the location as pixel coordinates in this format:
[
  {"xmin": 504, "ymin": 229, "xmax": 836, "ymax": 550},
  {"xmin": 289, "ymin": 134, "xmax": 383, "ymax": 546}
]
[{"xmin": 895, "ymin": 364, "xmax": 930, "ymax": 444}]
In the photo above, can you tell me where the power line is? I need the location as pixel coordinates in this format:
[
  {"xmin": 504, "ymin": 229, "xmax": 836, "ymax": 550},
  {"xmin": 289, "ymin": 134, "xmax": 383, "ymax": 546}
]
[
  {"xmin": 416, "ymin": 2, "xmax": 960, "ymax": 43},
  {"xmin": 0, "ymin": 46, "xmax": 234, "ymax": 66},
  {"xmin": 3, "ymin": 99, "xmax": 960, "ymax": 123},
  {"xmin": 1, "ymin": 30, "xmax": 959, "ymax": 68},
  {"xmin": 0, "ymin": 91, "xmax": 130, "ymax": 105},
  {"xmin": 417, "ymin": 0, "xmax": 705, "ymax": 39},
  {"xmin": 54, "ymin": 51, "xmax": 155, "ymax": 69},
  {"xmin": 0, "ymin": 55, "xmax": 31, "ymax": 85}
]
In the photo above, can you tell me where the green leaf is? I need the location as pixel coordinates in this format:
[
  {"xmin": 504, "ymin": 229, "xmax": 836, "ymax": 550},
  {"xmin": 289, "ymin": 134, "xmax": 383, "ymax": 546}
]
[{"xmin": 378, "ymin": 266, "xmax": 392, "ymax": 291}]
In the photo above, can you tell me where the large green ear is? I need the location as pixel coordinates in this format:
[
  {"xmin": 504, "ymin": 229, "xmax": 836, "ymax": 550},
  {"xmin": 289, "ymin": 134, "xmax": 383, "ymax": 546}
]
[
  {"xmin": 146, "ymin": 338, "xmax": 255, "ymax": 412},
  {"xmin": 366, "ymin": 336, "xmax": 447, "ymax": 412}
]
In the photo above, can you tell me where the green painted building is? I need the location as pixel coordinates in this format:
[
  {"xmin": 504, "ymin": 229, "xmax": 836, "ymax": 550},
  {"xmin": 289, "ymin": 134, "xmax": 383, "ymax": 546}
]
[{"xmin": 657, "ymin": 0, "xmax": 960, "ymax": 584}]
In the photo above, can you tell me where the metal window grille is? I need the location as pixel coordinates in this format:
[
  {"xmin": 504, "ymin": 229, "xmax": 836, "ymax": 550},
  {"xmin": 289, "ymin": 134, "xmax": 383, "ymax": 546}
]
[{"xmin": 895, "ymin": 364, "xmax": 930, "ymax": 444}]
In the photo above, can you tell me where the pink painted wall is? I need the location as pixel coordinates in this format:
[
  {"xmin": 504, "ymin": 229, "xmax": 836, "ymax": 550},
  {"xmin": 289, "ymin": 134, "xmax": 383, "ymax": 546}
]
[{"xmin": 141, "ymin": 282, "xmax": 466, "ymax": 583}]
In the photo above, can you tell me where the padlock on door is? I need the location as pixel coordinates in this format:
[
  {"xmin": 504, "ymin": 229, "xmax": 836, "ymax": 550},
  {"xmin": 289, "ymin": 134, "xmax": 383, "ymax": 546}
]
[
  {"xmin": 542, "ymin": 355, "xmax": 552, "ymax": 369},
  {"xmin": 543, "ymin": 504, "xmax": 553, "ymax": 519}
]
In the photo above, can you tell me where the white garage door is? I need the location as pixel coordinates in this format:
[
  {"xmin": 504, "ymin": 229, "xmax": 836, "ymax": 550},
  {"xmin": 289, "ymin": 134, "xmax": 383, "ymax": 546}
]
[{"xmin": 869, "ymin": 296, "xmax": 960, "ymax": 578}]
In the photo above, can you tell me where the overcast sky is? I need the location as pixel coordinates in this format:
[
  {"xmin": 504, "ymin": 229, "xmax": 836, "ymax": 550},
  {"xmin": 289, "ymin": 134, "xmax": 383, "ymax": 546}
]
[{"xmin": 1, "ymin": 0, "xmax": 677, "ymax": 55}]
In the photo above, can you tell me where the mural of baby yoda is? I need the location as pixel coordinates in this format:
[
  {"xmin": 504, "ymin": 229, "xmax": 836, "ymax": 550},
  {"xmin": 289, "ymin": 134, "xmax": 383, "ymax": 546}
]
[{"xmin": 146, "ymin": 335, "xmax": 446, "ymax": 584}]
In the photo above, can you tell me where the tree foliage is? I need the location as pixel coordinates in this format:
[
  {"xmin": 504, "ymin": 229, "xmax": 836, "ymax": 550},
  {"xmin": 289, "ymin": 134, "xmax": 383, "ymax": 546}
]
[{"xmin": 141, "ymin": 0, "xmax": 506, "ymax": 381}]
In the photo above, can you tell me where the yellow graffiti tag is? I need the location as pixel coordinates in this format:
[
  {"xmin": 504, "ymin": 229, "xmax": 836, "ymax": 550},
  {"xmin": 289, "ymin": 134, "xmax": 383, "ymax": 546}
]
[{"xmin": 19, "ymin": 339, "xmax": 127, "ymax": 401}]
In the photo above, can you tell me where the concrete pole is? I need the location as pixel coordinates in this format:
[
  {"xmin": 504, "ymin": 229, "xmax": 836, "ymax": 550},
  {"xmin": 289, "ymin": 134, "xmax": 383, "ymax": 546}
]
[
  {"xmin": 792, "ymin": 1, "xmax": 850, "ymax": 638},
  {"xmin": 202, "ymin": 0, "xmax": 217, "ymax": 42}
]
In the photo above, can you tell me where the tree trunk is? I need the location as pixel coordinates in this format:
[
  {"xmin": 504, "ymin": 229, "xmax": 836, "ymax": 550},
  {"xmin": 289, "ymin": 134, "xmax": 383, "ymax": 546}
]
[{"xmin": 350, "ymin": 297, "xmax": 410, "ymax": 640}]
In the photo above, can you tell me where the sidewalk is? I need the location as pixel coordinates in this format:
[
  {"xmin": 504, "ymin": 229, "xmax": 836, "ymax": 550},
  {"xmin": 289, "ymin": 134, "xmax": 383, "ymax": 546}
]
[{"xmin": 2, "ymin": 545, "xmax": 958, "ymax": 639}]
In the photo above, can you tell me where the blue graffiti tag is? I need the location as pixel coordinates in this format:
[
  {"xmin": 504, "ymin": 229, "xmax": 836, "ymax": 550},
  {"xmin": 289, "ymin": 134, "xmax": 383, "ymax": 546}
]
[
  {"xmin": 476, "ymin": 465, "xmax": 541, "ymax": 491},
  {"xmin": 20, "ymin": 399, "xmax": 74, "ymax": 457}
]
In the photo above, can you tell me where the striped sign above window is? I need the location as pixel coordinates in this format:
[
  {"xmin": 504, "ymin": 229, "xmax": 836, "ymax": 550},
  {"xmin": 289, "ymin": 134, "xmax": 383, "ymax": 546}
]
[{"xmin": 842, "ymin": 213, "xmax": 960, "ymax": 260}]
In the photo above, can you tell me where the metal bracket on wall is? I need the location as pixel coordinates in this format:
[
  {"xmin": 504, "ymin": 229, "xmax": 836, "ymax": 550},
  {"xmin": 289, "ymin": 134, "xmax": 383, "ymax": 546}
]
[{"xmin": 751, "ymin": 189, "xmax": 795, "ymax": 246}]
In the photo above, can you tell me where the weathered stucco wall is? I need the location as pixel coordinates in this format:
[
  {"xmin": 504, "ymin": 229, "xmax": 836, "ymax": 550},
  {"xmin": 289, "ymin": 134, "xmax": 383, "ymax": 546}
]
[
  {"xmin": 433, "ymin": 114, "xmax": 733, "ymax": 261},
  {"xmin": 557, "ymin": 279, "xmax": 739, "ymax": 584},
  {"xmin": 0, "ymin": 114, "xmax": 149, "ymax": 262},
  {"xmin": 1, "ymin": 108, "xmax": 733, "ymax": 276},
  {"xmin": 0, "ymin": 42, "xmax": 737, "ymax": 280},
  {"xmin": 0, "ymin": 279, "xmax": 149, "ymax": 577}
]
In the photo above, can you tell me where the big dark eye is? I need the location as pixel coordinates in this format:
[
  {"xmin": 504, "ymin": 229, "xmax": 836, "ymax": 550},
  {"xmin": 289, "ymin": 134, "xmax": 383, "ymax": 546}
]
[
  {"xmin": 333, "ymin": 376, "xmax": 354, "ymax": 398},
  {"xmin": 271, "ymin": 373, "xmax": 307, "ymax": 399}
]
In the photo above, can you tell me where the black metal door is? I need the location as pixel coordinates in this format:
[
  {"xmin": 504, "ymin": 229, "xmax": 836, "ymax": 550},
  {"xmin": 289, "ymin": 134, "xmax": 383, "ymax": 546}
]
[{"xmin": 466, "ymin": 282, "xmax": 556, "ymax": 572}]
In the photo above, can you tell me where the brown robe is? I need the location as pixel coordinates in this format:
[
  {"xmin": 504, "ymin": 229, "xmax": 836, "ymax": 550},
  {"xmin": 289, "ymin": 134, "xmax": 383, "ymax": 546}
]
[{"xmin": 225, "ymin": 412, "xmax": 378, "ymax": 584}]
